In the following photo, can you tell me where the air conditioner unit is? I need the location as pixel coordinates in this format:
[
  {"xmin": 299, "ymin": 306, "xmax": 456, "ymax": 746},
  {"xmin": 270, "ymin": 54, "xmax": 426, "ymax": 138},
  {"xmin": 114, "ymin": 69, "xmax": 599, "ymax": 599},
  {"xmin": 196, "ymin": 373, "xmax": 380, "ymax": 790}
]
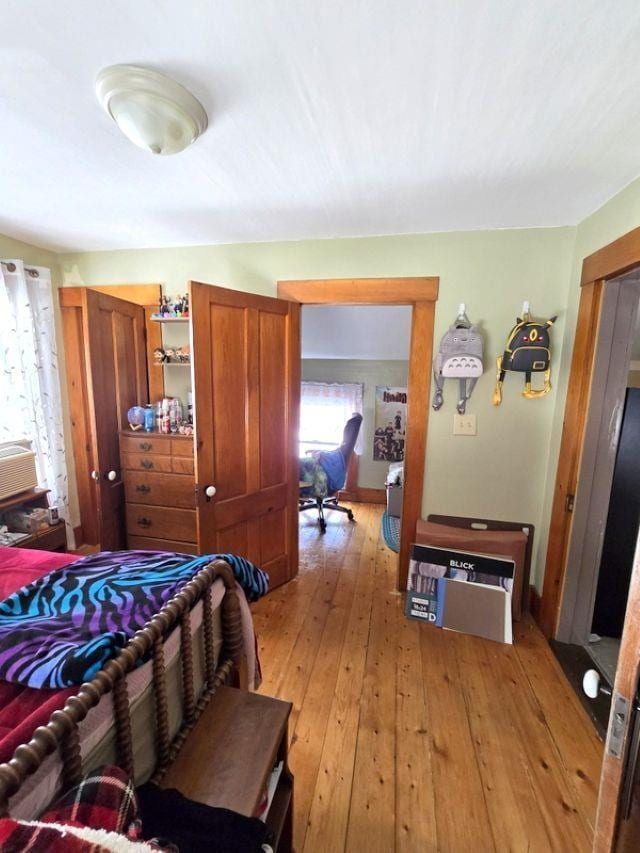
[{"xmin": 0, "ymin": 443, "xmax": 38, "ymax": 501}]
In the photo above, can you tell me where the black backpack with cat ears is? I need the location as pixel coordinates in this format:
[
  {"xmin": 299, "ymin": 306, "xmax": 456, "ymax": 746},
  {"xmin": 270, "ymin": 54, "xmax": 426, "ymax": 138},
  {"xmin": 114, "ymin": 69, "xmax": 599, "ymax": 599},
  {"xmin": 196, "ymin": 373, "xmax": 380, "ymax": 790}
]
[{"xmin": 493, "ymin": 313, "xmax": 557, "ymax": 405}]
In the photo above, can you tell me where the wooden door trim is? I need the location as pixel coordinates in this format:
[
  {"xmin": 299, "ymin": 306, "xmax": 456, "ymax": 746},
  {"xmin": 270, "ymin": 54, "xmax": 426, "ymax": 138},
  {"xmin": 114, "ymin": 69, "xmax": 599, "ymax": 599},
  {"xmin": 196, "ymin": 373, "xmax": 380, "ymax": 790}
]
[
  {"xmin": 594, "ymin": 537, "xmax": 640, "ymax": 852},
  {"xmin": 277, "ymin": 276, "xmax": 438, "ymax": 591},
  {"xmin": 279, "ymin": 276, "xmax": 438, "ymax": 304},
  {"xmin": 581, "ymin": 225, "xmax": 640, "ymax": 285},
  {"xmin": 86, "ymin": 283, "xmax": 162, "ymax": 306},
  {"xmin": 540, "ymin": 225, "xmax": 640, "ymax": 639},
  {"xmin": 538, "ymin": 280, "xmax": 604, "ymax": 636}
]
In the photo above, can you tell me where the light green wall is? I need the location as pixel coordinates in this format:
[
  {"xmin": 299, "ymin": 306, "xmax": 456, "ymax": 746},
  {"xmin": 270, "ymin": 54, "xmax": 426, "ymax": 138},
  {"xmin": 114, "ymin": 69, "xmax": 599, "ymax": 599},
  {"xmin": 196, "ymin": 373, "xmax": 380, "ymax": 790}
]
[
  {"xmin": 10, "ymin": 189, "xmax": 640, "ymax": 589},
  {"xmin": 0, "ymin": 233, "xmax": 59, "ymax": 280},
  {"xmin": 59, "ymin": 227, "xmax": 576, "ymax": 581},
  {"xmin": 301, "ymin": 359, "xmax": 410, "ymax": 489}
]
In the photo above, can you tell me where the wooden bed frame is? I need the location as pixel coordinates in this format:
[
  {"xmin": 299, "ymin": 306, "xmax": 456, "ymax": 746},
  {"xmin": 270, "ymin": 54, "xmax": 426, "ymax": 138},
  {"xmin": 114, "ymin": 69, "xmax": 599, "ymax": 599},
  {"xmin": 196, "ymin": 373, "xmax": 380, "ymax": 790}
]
[{"xmin": 0, "ymin": 558, "xmax": 245, "ymax": 815}]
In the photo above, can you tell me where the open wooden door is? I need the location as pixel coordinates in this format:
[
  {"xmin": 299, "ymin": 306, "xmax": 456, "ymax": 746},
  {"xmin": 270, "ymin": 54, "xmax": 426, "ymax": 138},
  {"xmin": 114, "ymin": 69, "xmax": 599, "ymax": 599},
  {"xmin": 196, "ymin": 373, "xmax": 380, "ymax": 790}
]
[
  {"xmin": 60, "ymin": 288, "xmax": 148, "ymax": 549},
  {"xmin": 592, "ymin": 530, "xmax": 640, "ymax": 852},
  {"xmin": 190, "ymin": 282, "xmax": 300, "ymax": 590}
]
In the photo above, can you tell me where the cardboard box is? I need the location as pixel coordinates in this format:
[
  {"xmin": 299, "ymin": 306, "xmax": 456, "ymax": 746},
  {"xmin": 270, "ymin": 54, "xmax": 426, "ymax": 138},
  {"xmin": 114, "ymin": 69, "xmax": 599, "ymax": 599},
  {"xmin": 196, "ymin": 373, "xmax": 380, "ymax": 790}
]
[{"xmin": 405, "ymin": 543, "xmax": 514, "ymax": 644}]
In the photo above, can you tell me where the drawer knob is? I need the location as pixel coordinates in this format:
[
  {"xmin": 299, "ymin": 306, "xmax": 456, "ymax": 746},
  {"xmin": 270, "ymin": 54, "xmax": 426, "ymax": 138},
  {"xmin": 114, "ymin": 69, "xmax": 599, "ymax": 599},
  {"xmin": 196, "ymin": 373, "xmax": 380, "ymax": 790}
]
[
  {"xmin": 136, "ymin": 484, "xmax": 151, "ymax": 493},
  {"xmin": 107, "ymin": 470, "xmax": 117, "ymax": 482},
  {"xmin": 205, "ymin": 485, "xmax": 216, "ymax": 500},
  {"xmin": 90, "ymin": 470, "xmax": 101, "ymax": 482},
  {"xmin": 139, "ymin": 442, "xmax": 152, "ymax": 451},
  {"xmin": 141, "ymin": 459, "xmax": 154, "ymax": 469},
  {"xmin": 137, "ymin": 517, "xmax": 152, "ymax": 528}
]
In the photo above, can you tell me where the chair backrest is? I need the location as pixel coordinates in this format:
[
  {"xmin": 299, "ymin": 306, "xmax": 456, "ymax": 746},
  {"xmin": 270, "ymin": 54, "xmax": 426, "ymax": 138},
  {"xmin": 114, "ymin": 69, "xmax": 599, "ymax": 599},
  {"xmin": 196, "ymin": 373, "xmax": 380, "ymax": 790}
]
[{"xmin": 338, "ymin": 413, "xmax": 363, "ymax": 465}]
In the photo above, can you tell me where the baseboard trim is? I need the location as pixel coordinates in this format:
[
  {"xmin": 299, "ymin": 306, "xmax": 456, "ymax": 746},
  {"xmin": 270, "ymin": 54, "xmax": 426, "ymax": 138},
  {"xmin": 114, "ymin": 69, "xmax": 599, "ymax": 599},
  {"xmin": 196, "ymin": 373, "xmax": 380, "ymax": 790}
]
[
  {"xmin": 530, "ymin": 585, "xmax": 541, "ymax": 622},
  {"xmin": 338, "ymin": 487, "xmax": 387, "ymax": 505}
]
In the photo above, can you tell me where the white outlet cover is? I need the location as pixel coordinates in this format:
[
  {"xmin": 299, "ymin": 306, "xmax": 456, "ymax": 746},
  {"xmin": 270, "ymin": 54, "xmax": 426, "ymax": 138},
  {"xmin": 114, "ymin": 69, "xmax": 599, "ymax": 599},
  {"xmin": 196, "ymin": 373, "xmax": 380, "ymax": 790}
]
[{"xmin": 453, "ymin": 413, "xmax": 477, "ymax": 436}]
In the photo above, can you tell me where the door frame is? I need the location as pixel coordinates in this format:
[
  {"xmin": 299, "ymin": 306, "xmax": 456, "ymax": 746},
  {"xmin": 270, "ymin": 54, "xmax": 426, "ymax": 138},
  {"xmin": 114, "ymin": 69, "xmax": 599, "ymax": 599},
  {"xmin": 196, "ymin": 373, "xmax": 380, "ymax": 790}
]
[
  {"xmin": 555, "ymin": 276, "xmax": 640, "ymax": 643},
  {"xmin": 278, "ymin": 276, "xmax": 439, "ymax": 590},
  {"xmin": 539, "ymin": 225, "xmax": 640, "ymax": 638}
]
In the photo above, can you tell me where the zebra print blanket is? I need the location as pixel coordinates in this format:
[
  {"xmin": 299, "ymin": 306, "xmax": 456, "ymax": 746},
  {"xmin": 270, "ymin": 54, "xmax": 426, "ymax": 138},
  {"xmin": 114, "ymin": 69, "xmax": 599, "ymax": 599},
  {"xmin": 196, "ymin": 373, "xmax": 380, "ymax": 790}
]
[{"xmin": 0, "ymin": 551, "xmax": 268, "ymax": 689}]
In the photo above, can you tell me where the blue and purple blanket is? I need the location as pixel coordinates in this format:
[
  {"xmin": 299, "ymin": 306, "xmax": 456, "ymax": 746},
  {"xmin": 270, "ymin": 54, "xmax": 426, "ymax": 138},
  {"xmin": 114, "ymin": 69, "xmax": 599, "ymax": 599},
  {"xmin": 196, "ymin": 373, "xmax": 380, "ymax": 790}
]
[{"xmin": 0, "ymin": 550, "xmax": 268, "ymax": 689}]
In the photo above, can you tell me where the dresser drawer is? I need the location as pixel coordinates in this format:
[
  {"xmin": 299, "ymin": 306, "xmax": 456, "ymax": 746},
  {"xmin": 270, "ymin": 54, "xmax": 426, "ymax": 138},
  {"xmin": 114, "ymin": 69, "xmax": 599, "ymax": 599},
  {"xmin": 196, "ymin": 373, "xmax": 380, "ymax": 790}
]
[
  {"xmin": 122, "ymin": 452, "xmax": 173, "ymax": 473},
  {"xmin": 172, "ymin": 456, "xmax": 194, "ymax": 475},
  {"xmin": 127, "ymin": 534, "xmax": 198, "ymax": 555},
  {"xmin": 121, "ymin": 434, "xmax": 173, "ymax": 456},
  {"xmin": 126, "ymin": 504, "xmax": 196, "ymax": 543},
  {"xmin": 171, "ymin": 437, "xmax": 194, "ymax": 457},
  {"xmin": 124, "ymin": 471, "xmax": 196, "ymax": 508}
]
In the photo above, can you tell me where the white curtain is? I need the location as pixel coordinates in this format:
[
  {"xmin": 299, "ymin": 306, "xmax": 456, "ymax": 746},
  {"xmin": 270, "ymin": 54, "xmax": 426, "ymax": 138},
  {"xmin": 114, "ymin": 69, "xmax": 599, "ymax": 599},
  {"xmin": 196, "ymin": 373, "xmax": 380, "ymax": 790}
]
[
  {"xmin": 300, "ymin": 381, "xmax": 364, "ymax": 454},
  {"xmin": 0, "ymin": 261, "xmax": 69, "ymax": 518}
]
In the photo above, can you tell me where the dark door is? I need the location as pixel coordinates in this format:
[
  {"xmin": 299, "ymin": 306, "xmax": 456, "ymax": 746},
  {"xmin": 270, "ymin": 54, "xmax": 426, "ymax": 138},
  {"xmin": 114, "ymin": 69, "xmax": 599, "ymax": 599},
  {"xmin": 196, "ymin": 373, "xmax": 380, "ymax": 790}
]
[
  {"xmin": 592, "ymin": 389, "xmax": 640, "ymax": 637},
  {"xmin": 190, "ymin": 281, "xmax": 300, "ymax": 590},
  {"xmin": 60, "ymin": 288, "xmax": 148, "ymax": 549}
]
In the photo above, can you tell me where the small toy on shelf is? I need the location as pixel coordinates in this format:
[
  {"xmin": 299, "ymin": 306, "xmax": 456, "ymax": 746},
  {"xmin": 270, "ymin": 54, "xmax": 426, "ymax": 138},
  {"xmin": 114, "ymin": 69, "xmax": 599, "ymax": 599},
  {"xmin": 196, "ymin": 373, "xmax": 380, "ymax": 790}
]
[
  {"xmin": 152, "ymin": 293, "xmax": 190, "ymax": 319},
  {"xmin": 154, "ymin": 347, "xmax": 167, "ymax": 363}
]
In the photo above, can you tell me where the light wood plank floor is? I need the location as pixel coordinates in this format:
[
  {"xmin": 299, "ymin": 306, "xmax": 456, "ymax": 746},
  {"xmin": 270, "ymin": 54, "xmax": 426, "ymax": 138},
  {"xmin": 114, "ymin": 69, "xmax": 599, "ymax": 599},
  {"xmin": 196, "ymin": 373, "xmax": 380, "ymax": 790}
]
[{"xmin": 252, "ymin": 503, "xmax": 603, "ymax": 852}]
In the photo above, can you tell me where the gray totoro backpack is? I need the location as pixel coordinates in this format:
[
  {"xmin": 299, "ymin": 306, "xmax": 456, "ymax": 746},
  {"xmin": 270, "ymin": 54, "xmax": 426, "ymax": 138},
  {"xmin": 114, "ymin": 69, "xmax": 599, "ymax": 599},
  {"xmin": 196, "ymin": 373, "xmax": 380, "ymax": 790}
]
[{"xmin": 432, "ymin": 311, "xmax": 484, "ymax": 414}]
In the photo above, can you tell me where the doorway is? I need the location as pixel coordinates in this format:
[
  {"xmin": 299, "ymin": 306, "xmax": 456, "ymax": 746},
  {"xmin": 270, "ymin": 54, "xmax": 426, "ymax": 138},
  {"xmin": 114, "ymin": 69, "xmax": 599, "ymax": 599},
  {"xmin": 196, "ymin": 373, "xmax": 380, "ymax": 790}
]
[
  {"xmin": 298, "ymin": 304, "xmax": 412, "ymax": 568},
  {"xmin": 278, "ymin": 277, "xmax": 439, "ymax": 590},
  {"xmin": 550, "ymin": 272, "xmax": 640, "ymax": 730}
]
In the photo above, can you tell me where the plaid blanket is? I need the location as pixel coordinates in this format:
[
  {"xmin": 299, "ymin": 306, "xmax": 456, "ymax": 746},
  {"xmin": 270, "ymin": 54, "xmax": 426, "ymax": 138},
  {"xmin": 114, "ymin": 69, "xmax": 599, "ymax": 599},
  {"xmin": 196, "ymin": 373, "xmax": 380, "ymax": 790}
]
[
  {"xmin": 0, "ymin": 550, "xmax": 268, "ymax": 689},
  {"xmin": 0, "ymin": 766, "xmax": 150, "ymax": 851}
]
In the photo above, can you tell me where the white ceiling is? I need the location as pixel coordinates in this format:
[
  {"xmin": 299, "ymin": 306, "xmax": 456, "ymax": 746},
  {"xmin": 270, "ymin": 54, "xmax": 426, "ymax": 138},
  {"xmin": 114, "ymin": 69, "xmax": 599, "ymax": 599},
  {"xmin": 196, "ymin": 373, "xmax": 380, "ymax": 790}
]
[
  {"xmin": 302, "ymin": 305, "xmax": 411, "ymax": 360},
  {"xmin": 3, "ymin": 1, "xmax": 640, "ymax": 252}
]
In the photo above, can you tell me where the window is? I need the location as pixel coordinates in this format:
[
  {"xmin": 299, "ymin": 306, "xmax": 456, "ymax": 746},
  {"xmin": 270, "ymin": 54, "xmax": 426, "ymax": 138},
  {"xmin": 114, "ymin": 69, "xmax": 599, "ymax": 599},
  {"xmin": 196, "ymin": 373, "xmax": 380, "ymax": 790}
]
[
  {"xmin": 299, "ymin": 381, "xmax": 364, "ymax": 456},
  {"xmin": 0, "ymin": 261, "xmax": 69, "ymax": 517}
]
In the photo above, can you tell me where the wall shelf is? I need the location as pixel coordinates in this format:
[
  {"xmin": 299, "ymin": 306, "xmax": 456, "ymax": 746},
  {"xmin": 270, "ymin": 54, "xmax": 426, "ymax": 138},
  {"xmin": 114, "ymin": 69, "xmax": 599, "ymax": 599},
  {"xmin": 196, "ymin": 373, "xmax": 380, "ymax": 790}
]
[
  {"xmin": 154, "ymin": 362, "xmax": 192, "ymax": 367},
  {"xmin": 150, "ymin": 316, "xmax": 189, "ymax": 323}
]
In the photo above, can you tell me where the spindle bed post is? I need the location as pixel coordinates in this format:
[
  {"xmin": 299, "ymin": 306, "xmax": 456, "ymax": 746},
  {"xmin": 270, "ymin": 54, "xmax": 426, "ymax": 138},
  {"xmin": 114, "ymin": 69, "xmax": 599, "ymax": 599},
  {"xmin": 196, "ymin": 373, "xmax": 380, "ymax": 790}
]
[{"xmin": 0, "ymin": 559, "xmax": 246, "ymax": 816}]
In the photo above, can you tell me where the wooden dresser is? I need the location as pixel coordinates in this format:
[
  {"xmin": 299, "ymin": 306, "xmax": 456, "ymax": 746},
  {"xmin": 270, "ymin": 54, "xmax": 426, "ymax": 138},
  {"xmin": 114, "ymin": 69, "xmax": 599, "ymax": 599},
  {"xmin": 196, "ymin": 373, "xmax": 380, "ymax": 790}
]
[{"xmin": 119, "ymin": 431, "xmax": 197, "ymax": 553}]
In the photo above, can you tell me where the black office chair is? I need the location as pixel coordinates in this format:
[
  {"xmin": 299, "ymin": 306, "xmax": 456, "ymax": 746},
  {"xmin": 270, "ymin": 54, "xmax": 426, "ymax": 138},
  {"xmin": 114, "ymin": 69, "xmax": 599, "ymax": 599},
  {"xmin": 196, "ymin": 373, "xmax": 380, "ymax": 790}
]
[{"xmin": 299, "ymin": 413, "xmax": 363, "ymax": 533}]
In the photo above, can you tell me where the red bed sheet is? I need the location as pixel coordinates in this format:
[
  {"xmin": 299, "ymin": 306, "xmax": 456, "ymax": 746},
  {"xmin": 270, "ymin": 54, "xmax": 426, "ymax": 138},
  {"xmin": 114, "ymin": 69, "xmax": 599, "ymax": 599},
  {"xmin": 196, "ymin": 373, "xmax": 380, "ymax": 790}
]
[{"xmin": 0, "ymin": 548, "xmax": 78, "ymax": 763}]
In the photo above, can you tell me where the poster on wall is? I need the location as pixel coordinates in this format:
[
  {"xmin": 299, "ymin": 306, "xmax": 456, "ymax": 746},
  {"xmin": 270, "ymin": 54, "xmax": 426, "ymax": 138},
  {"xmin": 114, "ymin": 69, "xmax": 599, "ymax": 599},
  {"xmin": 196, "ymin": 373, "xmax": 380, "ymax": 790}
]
[{"xmin": 373, "ymin": 386, "xmax": 407, "ymax": 461}]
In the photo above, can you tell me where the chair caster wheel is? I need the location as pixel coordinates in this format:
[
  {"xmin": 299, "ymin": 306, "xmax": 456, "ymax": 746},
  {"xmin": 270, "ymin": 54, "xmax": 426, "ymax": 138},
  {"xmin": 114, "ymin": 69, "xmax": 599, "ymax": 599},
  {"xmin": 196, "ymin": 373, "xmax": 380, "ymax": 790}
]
[{"xmin": 347, "ymin": 511, "xmax": 354, "ymax": 522}]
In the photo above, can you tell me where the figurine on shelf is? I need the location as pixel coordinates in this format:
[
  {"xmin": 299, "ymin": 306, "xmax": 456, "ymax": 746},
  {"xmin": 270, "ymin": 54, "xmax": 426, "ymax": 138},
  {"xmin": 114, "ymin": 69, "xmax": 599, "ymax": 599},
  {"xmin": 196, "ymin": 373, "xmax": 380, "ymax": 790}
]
[
  {"xmin": 173, "ymin": 294, "xmax": 185, "ymax": 317},
  {"xmin": 182, "ymin": 293, "xmax": 189, "ymax": 318},
  {"xmin": 154, "ymin": 347, "xmax": 167, "ymax": 364},
  {"xmin": 159, "ymin": 295, "xmax": 171, "ymax": 316},
  {"xmin": 178, "ymin": 423, "xmax": 194, "ymax": 436},
  {"xmin": 176, "ymin": 344, "xmax": 191, "ymax": 363},
  {"xmin": 164, "ymin": 347, "xmax": 177, "ymax": 362}
]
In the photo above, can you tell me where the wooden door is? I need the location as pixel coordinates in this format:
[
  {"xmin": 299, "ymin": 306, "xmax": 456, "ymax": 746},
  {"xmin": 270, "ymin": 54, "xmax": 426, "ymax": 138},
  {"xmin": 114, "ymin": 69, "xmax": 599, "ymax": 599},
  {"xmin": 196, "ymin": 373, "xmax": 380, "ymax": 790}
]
[
  {"xmin": 60, "ymin": 288, "xmax": 148, "ymax": 548},
  {"xmin": 593, "ymin": 529, "xmax": 640, "ymax": 851},
  {"xmin": 190, "ymin": 282, "xmax": 300, "ymax": 590}
]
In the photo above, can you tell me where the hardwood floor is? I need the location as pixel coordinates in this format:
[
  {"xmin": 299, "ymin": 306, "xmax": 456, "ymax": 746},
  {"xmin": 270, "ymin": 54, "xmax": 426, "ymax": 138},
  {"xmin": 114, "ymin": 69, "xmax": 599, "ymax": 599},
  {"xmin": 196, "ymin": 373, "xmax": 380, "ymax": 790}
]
[{"xmin": 252, "ymin": 503, "xmax": 603, "ymax": 852}]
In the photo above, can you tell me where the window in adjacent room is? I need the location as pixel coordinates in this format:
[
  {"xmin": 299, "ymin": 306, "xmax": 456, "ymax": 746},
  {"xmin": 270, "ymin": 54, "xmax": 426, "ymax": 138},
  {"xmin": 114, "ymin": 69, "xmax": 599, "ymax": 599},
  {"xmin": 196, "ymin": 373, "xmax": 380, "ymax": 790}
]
[{"xmin": 299, "ymin": 381, "xmax": 364, "ymax": 456}]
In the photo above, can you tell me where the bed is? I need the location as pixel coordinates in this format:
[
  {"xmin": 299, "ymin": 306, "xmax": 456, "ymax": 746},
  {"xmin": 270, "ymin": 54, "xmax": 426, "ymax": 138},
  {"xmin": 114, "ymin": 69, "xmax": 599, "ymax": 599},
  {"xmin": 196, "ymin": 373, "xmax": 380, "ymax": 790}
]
[{"xmin": 0, "ymin": 547, "xmax": 261, "ymax": 819}]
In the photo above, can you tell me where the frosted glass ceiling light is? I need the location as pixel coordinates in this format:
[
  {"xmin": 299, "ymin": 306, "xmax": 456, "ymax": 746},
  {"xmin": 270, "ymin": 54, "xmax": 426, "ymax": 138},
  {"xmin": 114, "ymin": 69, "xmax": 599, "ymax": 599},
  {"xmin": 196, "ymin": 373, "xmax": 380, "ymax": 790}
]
[{"xmin": 96, "ymin": 65, "xmax": 208, "ymax": 155}]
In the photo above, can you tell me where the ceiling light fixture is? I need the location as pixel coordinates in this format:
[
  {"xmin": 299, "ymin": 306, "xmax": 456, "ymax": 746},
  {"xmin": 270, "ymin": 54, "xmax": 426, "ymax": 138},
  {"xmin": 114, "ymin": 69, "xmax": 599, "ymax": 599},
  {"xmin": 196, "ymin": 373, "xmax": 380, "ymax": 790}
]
[{"xmin": 95, "ymin": 64, "xmax": 208, "ymax": 155}]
